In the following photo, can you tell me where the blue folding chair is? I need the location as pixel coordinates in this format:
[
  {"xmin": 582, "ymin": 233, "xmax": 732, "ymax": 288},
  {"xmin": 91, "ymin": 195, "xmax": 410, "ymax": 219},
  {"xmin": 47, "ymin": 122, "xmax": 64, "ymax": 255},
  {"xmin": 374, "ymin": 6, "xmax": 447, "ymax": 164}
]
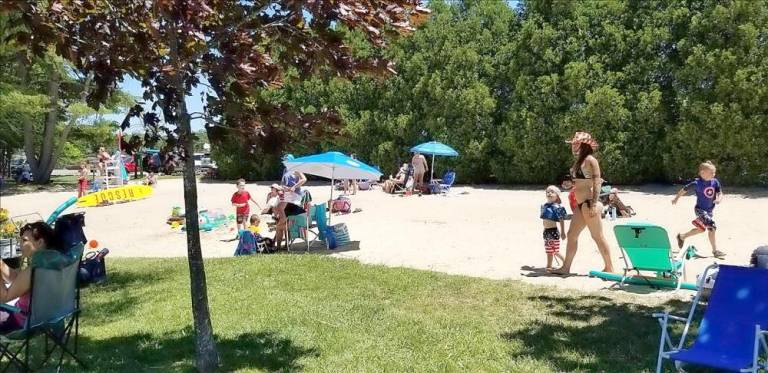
[
  {"xmin": 653, "ymin": 264, "xmax": 768, "ymax": 372},
  {"xmin": 431, "ymin": 171, "xmax": 456, "ymax": 195}
]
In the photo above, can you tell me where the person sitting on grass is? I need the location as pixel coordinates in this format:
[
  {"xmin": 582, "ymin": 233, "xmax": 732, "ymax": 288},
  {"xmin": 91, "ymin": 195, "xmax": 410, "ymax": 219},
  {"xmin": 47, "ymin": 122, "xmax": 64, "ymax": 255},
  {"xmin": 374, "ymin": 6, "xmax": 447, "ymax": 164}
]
[{"xmin": 0, "ymin": 222, "xmax": 61, "ymax": 332}]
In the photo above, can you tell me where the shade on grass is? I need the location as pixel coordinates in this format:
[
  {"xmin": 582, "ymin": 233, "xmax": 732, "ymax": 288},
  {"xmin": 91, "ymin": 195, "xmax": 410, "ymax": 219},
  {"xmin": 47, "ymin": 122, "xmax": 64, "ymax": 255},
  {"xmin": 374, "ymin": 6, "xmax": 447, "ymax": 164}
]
[{"xmin": 74, "ymin": 256, "xmax": 685, "ymax": 372}]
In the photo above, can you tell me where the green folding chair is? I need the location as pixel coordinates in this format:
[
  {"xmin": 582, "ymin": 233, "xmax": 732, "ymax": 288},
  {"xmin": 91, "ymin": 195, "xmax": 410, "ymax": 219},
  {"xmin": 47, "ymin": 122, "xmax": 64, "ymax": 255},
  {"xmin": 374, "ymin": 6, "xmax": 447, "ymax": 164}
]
[
  {"xmin": 0, "ymin": 243, "xmax": 86, "ymax": 371},
  {"xmin": 614, "ymin": 222, "xmax": 690, "ymax": 291}
]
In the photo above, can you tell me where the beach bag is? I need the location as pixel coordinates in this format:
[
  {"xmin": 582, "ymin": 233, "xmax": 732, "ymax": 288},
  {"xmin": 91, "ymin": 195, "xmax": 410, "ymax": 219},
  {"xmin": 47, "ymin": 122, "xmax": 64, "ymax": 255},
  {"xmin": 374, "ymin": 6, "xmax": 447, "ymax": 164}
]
[
  {"xmin": 331, "ymin": 223, "xmax": 350, "ymax": 247},
  {"xmin": 54, "ymin": 213, "xmax": 87, "ymax": 249},
  {"xmin": 429, "ymin": 182, "xmax": 441, "ymax": 194},
  {"xmin": 79, "ymin": 248, "xmax": 109, "ymax": 286},
  {"xmin": 325, "ymin": 227, "xmax": 338, "ymax": 249},
  {"xmin": 331, "ymin": 197, "xmax": 351, "ymax": 214},
  {"xmin": 358, "ymin": 181, "xmax": 370, "ymax": 191}
]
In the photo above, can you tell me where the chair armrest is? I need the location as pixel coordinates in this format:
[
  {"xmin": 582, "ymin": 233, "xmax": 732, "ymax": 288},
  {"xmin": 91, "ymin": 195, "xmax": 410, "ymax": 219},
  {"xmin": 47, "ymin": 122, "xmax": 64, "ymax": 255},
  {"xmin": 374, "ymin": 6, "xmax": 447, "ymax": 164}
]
[
  {"xmin": 0, "ymin": 303, "xmax": 21, "ymax": 314},
  {"xmin": 652, "ymin": 312, "xmax": 686, "ymax": 322}
]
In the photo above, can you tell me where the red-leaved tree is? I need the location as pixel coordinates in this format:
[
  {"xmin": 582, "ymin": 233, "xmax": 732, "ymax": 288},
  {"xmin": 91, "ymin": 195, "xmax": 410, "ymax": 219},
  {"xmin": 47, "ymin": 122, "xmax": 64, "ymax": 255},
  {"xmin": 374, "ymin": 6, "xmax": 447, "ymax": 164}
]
[{"xmin": 7, "ymin": 1, "xmax": 428, "ymax": 370}]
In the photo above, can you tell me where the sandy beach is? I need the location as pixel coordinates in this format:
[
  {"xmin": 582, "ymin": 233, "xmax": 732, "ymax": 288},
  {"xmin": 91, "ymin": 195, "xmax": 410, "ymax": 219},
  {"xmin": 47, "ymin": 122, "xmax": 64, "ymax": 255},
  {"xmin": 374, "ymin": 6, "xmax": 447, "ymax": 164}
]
[{"xmin": 3, "ymin": 179, "xmax": 765, "ymax": 293}]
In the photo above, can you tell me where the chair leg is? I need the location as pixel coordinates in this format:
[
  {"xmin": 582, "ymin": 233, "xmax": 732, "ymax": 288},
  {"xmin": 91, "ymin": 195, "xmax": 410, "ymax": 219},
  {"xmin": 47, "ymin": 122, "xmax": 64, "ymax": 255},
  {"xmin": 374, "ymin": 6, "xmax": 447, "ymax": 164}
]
[
  {"xmin": 0, "ymin": 342, "xmax": 30, "ymax": 373},
  {"xmin": 49, "ymin": 318, "xmax": 87, "ymax": 370},
  {"xmin": 656, "ymin": 316, "xmax": 669, "ymax": 373},
  {"xmin": 753, "ymin": 325, "xmax": 761, "ymax": 373}
]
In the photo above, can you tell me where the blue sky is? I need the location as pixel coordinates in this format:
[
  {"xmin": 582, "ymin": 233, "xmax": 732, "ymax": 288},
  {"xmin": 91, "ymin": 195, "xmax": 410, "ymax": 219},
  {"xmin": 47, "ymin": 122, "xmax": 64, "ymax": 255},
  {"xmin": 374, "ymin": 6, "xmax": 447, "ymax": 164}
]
[{"xmin": 116, "ymin": 77, "xmax": 210, "ymax": 132}]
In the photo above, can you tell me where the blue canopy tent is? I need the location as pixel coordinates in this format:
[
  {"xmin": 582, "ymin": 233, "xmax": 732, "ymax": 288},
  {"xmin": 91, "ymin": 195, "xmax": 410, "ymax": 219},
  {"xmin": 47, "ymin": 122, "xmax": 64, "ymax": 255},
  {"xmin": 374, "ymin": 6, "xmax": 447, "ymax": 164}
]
[
  {"xmin": 410, "ymin": 141, "xmax": 459, "ymax": 181},
  {"xmin": 283, "ymin": 151, "xmax": 382, "ymax": 222}
]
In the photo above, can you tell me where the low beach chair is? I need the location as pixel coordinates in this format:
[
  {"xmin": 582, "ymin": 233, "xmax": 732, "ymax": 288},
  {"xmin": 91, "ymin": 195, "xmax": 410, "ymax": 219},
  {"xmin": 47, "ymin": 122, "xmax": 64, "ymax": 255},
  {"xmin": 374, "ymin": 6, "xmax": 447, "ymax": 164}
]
[
  {"xmin": 431, "ymin": 171, "xmax": 456, "ymax": 195},
  {"xmin": 614, "ymin": 222, "xmax": 690, "ymax": 291},
  {"xmin": 0, "ymin": 244, "xmax": 86, "ymax": 371},
  {"xmin": 653, "ymin": 264, "xmax": 768, "ymax": 372}
]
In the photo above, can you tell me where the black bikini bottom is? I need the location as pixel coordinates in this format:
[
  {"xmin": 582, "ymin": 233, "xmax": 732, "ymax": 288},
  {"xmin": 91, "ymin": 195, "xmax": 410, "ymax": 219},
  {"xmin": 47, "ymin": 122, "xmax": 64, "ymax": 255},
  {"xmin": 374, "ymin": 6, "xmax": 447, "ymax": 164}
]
[{"xmin": 577, "ymin": 199, "xmax": 593, "ymax": 210}]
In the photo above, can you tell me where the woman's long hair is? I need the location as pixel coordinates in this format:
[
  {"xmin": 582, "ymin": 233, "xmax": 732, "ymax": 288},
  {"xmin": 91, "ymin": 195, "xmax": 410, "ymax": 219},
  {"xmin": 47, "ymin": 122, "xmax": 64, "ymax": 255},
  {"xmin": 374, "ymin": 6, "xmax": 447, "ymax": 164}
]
[{"xmin": 571, "ymin": 143, "xmax": 594, "ymax": 175}]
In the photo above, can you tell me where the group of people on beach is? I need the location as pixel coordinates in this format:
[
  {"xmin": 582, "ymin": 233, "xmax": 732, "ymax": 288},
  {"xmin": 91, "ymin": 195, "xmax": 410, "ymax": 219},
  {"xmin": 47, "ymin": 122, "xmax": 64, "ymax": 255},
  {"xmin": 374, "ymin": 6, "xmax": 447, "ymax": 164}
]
[
  {"xmin": 230, "ymin": 158, "xmax": 309, "ymax": 250},
  {"xmin": 540, "ymin": 131, "xmax": 724, "ymax": 275},
  {"xmin": 382, "ymin": 152, "xmax": 434, "ymax": 194},
  {"xmin": 76, "ymin": 147, "xmax": 158, "ymax": 198}
]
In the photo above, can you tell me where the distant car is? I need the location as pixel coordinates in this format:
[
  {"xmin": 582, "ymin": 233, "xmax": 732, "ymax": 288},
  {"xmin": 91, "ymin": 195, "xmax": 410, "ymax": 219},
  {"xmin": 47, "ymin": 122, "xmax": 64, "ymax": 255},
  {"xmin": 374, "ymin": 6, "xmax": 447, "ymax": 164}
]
[{"xmin": 193, "ymin": 153, "xmax": 217, "ymax": 170}]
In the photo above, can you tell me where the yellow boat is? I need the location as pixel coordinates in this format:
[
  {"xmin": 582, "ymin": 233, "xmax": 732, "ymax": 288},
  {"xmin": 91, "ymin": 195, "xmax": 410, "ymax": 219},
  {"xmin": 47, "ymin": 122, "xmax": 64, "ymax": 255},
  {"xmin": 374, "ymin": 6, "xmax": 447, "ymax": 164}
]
[{"xmin": 77, "ymin": 184, "xmax": 154, "ymax": 207}]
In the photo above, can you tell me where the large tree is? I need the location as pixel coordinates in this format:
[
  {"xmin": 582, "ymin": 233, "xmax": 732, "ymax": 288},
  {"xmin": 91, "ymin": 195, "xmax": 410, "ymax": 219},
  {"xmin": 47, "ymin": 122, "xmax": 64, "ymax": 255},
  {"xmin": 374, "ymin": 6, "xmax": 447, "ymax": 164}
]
[{"xmin": 8, "ymin": 0, "xmax": 428, "ymax": 370}]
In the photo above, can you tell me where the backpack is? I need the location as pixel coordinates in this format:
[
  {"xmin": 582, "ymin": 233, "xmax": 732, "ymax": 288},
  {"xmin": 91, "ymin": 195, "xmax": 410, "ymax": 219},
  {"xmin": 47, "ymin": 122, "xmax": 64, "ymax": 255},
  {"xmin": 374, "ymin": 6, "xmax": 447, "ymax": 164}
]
[{"xmin": 54, "ymin": 213, "xmax": 87, "ymax": 249}]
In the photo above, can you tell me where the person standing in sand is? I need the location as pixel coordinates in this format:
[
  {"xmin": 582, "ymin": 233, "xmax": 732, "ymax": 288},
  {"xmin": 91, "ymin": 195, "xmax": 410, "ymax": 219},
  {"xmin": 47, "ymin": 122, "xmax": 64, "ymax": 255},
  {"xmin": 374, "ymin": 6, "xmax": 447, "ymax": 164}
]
[
  {"xmin": 672, "ymin": 161, "xmax": 725, "ymax": 258},
  {"xmin": 411, "ymin": 152, "xmax": 428, "ymax": 191},
  {"xmin": 551, "ymin": 131, "xmax": 614, "ymax": 275}
]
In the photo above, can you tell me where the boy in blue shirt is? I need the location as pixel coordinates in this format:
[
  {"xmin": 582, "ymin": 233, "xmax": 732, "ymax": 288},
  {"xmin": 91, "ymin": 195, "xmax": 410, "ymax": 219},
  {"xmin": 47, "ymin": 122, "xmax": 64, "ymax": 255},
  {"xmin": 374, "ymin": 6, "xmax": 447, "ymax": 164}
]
[{"xmin": 672, "ymin": 161, "xmax": 725, "ymax": 258}]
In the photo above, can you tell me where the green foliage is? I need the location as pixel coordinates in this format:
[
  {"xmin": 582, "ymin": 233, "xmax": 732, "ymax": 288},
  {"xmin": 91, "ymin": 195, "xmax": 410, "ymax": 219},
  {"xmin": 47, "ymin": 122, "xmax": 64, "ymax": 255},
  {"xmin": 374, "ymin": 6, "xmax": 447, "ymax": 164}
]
[{"xmin": 215, "ymin": 0, "xmax": 768, "ymax": 185}]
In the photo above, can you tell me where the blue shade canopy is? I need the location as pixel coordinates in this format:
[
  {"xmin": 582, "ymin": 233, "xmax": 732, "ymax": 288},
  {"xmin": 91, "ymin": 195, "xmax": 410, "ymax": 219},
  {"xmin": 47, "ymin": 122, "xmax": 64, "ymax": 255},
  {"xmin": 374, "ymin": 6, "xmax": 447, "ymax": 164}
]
[
  {"xmin": 410, "ymin": 141, "xmax": 459, "ymax": 157},
  {"xmin": 283, "ymin": 151, "xmax": 382, "ymax": 181}
]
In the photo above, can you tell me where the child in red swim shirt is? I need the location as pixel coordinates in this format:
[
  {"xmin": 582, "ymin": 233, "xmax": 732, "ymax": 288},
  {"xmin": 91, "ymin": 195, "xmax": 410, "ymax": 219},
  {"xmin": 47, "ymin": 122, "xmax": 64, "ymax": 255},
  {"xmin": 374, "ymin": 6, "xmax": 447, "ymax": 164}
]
[{"xmin": 231, "ymin": 179, "xmax": 259, "ymax": 233}]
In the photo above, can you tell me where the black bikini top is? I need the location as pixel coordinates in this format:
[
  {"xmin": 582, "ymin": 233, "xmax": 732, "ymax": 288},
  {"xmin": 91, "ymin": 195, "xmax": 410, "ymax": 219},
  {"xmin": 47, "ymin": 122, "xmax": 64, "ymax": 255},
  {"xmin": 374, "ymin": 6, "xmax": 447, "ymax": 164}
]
[{"xmin": 571, "ymin": 163, "xmax": 593, "ymax": 179}]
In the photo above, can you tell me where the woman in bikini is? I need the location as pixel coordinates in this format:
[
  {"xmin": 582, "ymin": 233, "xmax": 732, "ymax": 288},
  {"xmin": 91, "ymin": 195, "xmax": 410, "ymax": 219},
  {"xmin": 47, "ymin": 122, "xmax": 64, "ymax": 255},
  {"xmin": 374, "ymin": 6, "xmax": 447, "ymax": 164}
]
[{"xmin": 551, "ymin": 132, "xmax": 614, "ymax": 275}]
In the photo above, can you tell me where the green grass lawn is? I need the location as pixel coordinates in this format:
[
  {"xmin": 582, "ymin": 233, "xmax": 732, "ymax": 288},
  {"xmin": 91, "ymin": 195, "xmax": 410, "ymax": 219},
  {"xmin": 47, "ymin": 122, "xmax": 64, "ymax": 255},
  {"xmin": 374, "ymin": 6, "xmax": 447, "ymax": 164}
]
[{"xmin": 74, "ymin": 256, "xmax": 687, "ymax": 372}]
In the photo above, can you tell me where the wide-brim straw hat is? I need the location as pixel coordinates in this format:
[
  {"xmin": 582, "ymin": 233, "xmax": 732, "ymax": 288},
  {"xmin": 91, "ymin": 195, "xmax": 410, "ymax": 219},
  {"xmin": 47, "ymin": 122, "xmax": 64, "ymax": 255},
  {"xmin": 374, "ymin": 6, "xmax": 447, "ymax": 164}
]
[{"xmin": 565, "ymin": 131, "xmax": 599, "ymax": 150}]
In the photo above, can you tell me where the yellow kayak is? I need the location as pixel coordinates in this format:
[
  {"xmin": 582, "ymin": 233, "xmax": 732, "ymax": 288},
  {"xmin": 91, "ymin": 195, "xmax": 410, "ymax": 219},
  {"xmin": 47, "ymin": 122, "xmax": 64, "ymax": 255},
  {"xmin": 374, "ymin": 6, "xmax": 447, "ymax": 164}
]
[{"xmin": 77, "ymin": 184, "xmax": 154, "ymax": 207}]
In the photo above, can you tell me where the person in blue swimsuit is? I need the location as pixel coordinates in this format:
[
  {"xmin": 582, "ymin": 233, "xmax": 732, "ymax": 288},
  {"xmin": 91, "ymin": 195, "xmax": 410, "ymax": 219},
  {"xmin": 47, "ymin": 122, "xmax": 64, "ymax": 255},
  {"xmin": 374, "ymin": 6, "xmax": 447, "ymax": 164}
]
[
  {"xmin": 672, "ymin": 161, "xmax": 725, "ymax": 258},
  {"xmin": 541, "ymin": 186, "xmax": 567, "ymax": 269}
]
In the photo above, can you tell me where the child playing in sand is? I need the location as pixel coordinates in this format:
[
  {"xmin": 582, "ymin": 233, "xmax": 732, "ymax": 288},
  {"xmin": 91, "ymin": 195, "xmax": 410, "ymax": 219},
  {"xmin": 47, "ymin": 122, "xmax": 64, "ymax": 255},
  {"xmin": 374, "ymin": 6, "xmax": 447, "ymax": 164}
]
[
  {"xmin": 77, "ymin": 161, "xmax": 89, "ymax": 198},
  {"xmin": 672, "ymin": 161, "xmax": 725, "ymax": 258},
  {"xmin": 248, "ymin": 214, "xmax": 261, "ymax": 236},
  {"xmin": 231, "ymin": 179, "xmax": 260, "ymax": 233},
  {"xmin": 145, "ymin": 171, "xmax": 157, "ymax": 187},
  {"xmin": 541, "ymin": 186, "xmax": 567, "ymax": 269}
]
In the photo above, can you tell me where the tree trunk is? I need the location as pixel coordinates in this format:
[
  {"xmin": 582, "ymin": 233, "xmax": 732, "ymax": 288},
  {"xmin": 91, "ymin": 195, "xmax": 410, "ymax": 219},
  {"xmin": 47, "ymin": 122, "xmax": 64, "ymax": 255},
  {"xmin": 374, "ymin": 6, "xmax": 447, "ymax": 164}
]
[
  {"xmin": 168, "ymin": 22, "xmax": 219, "ymax": 372},
  {"xmin": 179, "ymin": 102, "xmax": 220, "ymax": 373},
  {"xmin": 33, "ymin": 67, "xmax": 61, "ymax": 184}
]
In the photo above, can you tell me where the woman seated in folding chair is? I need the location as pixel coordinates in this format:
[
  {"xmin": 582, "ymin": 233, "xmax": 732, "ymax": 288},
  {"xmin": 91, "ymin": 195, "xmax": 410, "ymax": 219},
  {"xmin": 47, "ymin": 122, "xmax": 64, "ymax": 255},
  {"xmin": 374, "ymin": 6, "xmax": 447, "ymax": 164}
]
[
  {"xmin": 383, "ymin": 163, "xmax": 408, "ymax": 194},
  {"xmin": 0, "ymin": 222, "xmax": 59, "ymax": 332}
]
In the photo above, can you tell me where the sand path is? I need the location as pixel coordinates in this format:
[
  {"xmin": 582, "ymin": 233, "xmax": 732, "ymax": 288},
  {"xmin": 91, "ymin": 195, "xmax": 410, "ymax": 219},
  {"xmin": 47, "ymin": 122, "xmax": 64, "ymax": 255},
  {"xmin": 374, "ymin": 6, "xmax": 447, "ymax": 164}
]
[{"xmin": 4, "ymin": 179, "xmax": 765, "ymax": 294}]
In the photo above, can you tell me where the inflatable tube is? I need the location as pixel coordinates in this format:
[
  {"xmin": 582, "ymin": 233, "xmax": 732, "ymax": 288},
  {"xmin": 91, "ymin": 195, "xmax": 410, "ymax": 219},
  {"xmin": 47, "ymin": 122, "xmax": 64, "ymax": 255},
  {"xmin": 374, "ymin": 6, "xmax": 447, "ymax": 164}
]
[
  {"xmin": 589, "ymin": 270, "xmax": 698, "ymax": 291},
  {"xmin": 46, "ymin": 197, "xmax": 78, "ymax": 224}
]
